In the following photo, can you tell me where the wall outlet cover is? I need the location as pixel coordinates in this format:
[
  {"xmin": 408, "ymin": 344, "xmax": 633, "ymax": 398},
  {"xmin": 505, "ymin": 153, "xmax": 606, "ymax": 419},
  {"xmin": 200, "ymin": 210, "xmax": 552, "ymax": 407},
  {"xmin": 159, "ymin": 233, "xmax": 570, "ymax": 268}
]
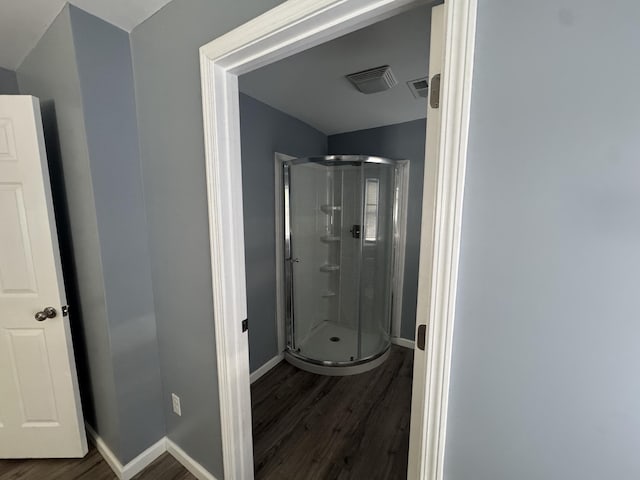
[{"xmin": 171, "ymin": 393, "xmax": 181, "ymax": 416}]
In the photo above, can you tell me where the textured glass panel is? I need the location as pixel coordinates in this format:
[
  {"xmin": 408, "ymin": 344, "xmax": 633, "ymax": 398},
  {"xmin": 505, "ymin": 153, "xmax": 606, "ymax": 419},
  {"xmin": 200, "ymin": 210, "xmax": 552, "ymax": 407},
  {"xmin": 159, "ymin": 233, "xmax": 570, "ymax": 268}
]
[
  {"xmin": 358, "ymin": 164, "xmax": 395, "ymax": 358},
  {"xmin": 288, "ymin": 162, "xmax": 360, "ymax": 362},
  {"xmin": 364, "ymin": 205, "xmax": 378, "ymax": 241},
  {"xmin": 364, "ymin": 179, "xmax": 379, "ymax": 242}
]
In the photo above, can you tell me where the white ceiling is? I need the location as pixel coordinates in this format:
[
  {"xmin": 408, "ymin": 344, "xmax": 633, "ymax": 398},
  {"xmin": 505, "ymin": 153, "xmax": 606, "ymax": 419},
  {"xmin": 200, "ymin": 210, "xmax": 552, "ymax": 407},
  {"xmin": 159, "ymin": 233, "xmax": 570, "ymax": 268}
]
[
  {"xmin": 239, "ymin": 3, "xmax": 432, "ymax": 135},
  {"xmin": 0, "ymin": 0, "xmax": 174, "ymax": 70}
]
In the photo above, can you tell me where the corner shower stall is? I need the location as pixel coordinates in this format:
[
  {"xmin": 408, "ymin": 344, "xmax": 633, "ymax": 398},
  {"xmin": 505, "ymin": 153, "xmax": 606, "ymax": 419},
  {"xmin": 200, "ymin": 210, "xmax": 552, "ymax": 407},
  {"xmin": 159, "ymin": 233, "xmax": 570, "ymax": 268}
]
[{"xmin": 283, "ymin": 155, "xmax": 400, "ymax": 375}]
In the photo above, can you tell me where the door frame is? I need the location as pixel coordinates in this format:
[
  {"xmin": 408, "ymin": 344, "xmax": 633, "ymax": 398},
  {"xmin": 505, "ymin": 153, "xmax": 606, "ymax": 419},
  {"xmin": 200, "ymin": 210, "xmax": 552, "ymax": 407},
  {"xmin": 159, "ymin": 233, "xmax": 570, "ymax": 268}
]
[{"xmin": 199, "ymin": 0, "xmax": 477, "ymax": 478}]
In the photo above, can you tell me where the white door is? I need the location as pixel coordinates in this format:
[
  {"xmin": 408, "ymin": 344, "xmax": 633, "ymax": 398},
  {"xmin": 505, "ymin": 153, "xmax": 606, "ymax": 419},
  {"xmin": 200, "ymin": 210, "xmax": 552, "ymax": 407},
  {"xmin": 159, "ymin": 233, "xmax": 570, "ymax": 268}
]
[
  {"xmin": 408, "ymin": 4, "xmax": 445, "ymax": 479},
  {"xmin": 0, "ymin": 95, "xmax": 87, "ymax": 458}
]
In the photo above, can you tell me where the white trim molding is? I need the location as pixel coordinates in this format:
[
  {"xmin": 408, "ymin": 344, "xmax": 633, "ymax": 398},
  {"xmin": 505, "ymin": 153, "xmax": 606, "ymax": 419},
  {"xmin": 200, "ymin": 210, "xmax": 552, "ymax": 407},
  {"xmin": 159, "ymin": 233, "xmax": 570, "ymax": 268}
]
[
  {"xmin": 166, "ymin": 438, "xmax": 220, "ymax": 480},
  {"xmin": 86, "ymin": 425, "xmax": 220, "ymax": 480},
  {"xmin": 414, "ymin": 1, "xmax": 478, "ymax": 479},
  {"xmin": 250, "ymin": 354, "xmax": 284, "ymax": 384},
  {"xmin": 85, "ymin": 424, "xmax": 166, "ymax": 480},
  {"xmin": 199, "ymin": 44, "xmax": 253, "ymax": 480},
  {"xmin": 391, "ymin": 336, "xmax": 415, "ymax": 350},
  {"xmin": 199, "ymin": 1, "xmax": 477, "ymax": 479}
]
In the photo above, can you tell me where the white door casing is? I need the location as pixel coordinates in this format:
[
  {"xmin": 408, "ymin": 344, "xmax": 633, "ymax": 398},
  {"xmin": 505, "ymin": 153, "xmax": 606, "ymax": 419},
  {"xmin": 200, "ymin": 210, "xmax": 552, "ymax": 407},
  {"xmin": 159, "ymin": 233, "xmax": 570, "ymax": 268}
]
[
  {"xmin": 408, "ymin": 4, "xmax": 445, "ymax": 477},
  {"xmin": 0, "ymin": 95, "xmax": 87, "ymax": 458},
  {"xmin": 409, "ymin": 1, "xmax": 477, "ymax": 478},
  {"xmin": 199, "ymin": 0, "xmax": 477, "ymax": 478}
]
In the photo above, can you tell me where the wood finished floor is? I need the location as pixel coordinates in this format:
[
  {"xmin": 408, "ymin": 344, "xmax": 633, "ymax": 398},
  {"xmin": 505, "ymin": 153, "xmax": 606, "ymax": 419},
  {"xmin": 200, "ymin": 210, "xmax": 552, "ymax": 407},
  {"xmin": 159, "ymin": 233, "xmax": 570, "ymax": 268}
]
[
  {"xmin": 251, "ymin": 345, "xmax": 413, "ymax": 480},
  {"xmin": 0, "ymin": 447, "xmax": 195, "ymax": 480},
  {"xmin": 0, "ymin": 345, "xmax": 412, "ymax": 480}
]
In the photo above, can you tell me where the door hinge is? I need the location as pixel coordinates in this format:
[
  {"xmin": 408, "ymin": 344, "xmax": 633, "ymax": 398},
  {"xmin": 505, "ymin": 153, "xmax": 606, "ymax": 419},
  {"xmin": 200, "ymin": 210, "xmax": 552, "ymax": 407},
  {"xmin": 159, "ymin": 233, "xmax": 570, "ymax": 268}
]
[
  {"xmin": 417, "ymin": 324, "xmax": 427, "ymax": 351},
  {"xmin": 430, "ymin": 73, "xmax": 441, "ymax": 109},
  {"xmin": 242, "ymin": 318, "xmax": 248, "ymax": 332},
  {"xmin": 62, "ymin": 305, "xmax": 69, "ymax": 317}
]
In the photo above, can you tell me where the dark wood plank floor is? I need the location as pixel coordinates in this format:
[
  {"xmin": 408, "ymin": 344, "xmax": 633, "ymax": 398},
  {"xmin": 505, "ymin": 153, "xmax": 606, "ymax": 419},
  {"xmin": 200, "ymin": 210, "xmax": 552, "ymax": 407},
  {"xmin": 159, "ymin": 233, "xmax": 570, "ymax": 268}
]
[
  {"xmin": 251, "ymin": 345, "xmax": 413, "ymax": 480},
  {"xmin": 0, "ymin": 346, "xmax": 412, "ymax": 480},
  {"xmin": 0, "ymin": 447, "xmax": 195, "ymax": 480}
]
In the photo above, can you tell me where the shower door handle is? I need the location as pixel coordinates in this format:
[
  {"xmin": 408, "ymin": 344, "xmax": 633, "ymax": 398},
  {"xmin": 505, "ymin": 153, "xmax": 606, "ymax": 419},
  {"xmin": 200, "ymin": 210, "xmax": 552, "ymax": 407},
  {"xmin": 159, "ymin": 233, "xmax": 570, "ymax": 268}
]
[{"xmin": 287, "ymin": 258, "xmax": 300, "ymax": 263}]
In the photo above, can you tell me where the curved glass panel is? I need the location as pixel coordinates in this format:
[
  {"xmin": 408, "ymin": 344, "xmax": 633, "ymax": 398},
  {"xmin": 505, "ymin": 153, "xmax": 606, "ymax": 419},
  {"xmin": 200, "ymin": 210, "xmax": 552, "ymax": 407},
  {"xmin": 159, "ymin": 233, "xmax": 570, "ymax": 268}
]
[
  {"xmin": 284, "ymin": 156, "xmax": 396, "ymax": 369},
  {"xmin": 358, "ymin": 162, "xmax": 395, "ymax": 358}
]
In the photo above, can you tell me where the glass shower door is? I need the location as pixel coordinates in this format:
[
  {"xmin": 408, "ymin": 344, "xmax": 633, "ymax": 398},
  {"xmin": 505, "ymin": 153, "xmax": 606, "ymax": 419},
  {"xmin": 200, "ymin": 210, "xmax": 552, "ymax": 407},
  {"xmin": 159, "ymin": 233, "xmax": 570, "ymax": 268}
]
[
  {"xmin": 335, "ymin": 164, "xmax": 363, "ymax": 361},
  {"xmin": 358, "ymin": 162, "xmax": 395, "ymax": 358},
  {"xmin": 286, "ymin": 160, "xmax": 360, "ymax": 363}
]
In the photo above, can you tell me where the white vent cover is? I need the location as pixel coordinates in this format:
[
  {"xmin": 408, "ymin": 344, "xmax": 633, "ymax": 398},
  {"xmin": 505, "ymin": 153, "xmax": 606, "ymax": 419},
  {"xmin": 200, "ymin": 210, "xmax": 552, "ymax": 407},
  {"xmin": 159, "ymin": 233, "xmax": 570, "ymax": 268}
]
[
  {"xmin": 346, "ymin": 65, "xmax": 398, "ymax": 94},
  {"xmin": 407, "ymin": 77, "xmax": 429, "ymax": 99}
]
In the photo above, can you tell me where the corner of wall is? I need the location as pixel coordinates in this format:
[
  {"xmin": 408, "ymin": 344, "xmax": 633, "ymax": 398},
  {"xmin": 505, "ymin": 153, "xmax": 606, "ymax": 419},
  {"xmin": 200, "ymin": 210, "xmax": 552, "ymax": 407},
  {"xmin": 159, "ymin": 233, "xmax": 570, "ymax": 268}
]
[
  {"xmin": 67, "ymin": 4, "xmax": 166, "ymax": 464},
  {"xmin": 0, "ymin": 67, "xmax": 20, "ymax": 94}
]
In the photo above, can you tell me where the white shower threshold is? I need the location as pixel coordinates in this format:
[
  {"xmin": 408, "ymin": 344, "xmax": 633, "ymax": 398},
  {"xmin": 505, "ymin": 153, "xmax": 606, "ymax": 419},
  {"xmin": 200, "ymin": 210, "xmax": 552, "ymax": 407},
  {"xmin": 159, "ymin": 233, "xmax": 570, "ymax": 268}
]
[{"xmin": 285, "ymin": 321, "xmax": 390, "ymax": 376}]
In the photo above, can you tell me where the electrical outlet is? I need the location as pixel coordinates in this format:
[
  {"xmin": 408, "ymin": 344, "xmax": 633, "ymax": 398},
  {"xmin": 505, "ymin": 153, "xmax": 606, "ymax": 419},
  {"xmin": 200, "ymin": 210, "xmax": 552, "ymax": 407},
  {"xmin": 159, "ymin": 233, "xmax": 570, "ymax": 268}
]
[{"xmin": 171, "ymin": 393, "xmax": 182, "ymax": 416}]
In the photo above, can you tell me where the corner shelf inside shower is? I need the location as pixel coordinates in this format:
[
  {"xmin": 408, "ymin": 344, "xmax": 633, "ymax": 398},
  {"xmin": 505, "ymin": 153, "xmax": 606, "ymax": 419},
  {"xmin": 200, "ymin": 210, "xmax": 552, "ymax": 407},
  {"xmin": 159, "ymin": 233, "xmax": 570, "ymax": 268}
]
[
  {"xmin": 320, "ymin": 264, "xmax": 340, "ymax": 272},
  {"xmin": 319, "ymin": 203, "xmax": 342, "ymax": 274},
  {"xmin": 320, "ymin": 235, "xmax": 340, "ymax": 243},
  {"xmin": 320, "ymin": 204, "xmax": 342, "ymax": 214}
]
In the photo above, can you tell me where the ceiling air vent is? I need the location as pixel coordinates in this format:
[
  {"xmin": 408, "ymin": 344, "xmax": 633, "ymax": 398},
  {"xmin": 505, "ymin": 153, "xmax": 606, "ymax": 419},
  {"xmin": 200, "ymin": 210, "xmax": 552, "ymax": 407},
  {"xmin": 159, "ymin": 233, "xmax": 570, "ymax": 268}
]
[
  {"xmin": 407, "ymin": 77, "xmax": 429, "ymax": 99},
  {"xmin": 346, "ymin": 65, "xmax": 398, "ymax": 94}
]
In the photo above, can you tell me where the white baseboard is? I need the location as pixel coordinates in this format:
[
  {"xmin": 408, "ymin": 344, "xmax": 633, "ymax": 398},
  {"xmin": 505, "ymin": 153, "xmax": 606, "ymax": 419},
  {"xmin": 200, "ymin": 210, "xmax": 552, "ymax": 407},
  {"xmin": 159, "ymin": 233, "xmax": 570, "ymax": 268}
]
[
  {"xmin": 250, "ymin": 353, "xmax": 284, "ymax": 383},
  {"xmin": 85, "ymin": 423, "xmax": 165, "ymax": 480},
  {"xmin": 166, "ymin": 438, "xmax": 219, "ymax": 480},
  {"xmin": 85, "ymin": 424, "xmax": 124, "ymax": 478},
  {"xmin": 86, "ymin": 422, "xmax": 219, "ymax": 480},
  {"xmin": 391, "ymin": 337, "xmax": 415, "ymax": 349},
  {"xmin": 121, "ymin": 437, "xmax": 166, "ymax": 480}
]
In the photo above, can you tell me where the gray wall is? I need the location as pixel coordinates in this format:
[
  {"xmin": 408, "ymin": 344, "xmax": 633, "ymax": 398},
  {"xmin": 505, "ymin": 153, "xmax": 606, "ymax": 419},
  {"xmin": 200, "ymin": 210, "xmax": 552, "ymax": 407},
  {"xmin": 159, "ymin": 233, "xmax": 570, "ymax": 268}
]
[
  {"xmin": 445, "ymin": 1, "xmax": 640, "ymax": 478},
  {"xmin": 18, "ymin": 5, "xmax": 165, "ymax": 464},
  {"xmin": 0, "ymin": 67, "xmax": 19, "ymax": 93},
  {"xmin": 329, "ymin": 119, "xmax": 426, "ymax": 340},
  {"xmin": 16, "ymin": 5, "xmax": 121, "ymax": 457},
  {"xmin": 130, "ymin": 1, "xmax": 284, "ymax": 476},
  {"xmin": 69, "ymin": 6, "xmax": 165, "ymax": 462},
  {"xmin": 239, "ymin": 93, "xmax": 327, "ymax": 372}
]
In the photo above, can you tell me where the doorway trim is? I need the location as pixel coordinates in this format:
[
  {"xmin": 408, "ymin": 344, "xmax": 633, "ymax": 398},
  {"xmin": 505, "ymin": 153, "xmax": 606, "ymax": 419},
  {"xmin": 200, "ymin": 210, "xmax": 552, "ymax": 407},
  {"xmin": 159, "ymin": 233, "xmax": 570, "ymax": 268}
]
[{"xmin": 199, "ymin": 0, "xmax": 477, "ymax": 478}]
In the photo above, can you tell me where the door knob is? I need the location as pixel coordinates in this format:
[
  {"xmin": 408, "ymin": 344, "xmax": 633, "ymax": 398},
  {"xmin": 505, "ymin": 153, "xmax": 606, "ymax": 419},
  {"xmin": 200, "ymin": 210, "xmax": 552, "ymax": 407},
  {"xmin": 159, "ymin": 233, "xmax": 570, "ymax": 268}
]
[{"xmin": 35, "ymin": 307, "xmax": 57, "ymax": 322}]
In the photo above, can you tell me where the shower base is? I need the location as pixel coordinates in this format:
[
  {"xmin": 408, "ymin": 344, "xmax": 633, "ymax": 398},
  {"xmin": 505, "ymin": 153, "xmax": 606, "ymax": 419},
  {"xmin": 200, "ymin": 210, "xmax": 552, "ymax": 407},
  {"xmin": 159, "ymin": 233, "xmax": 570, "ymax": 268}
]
[{"xmin": 285, "ymin": 321, "xmax": 390, "ymax": 376}]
